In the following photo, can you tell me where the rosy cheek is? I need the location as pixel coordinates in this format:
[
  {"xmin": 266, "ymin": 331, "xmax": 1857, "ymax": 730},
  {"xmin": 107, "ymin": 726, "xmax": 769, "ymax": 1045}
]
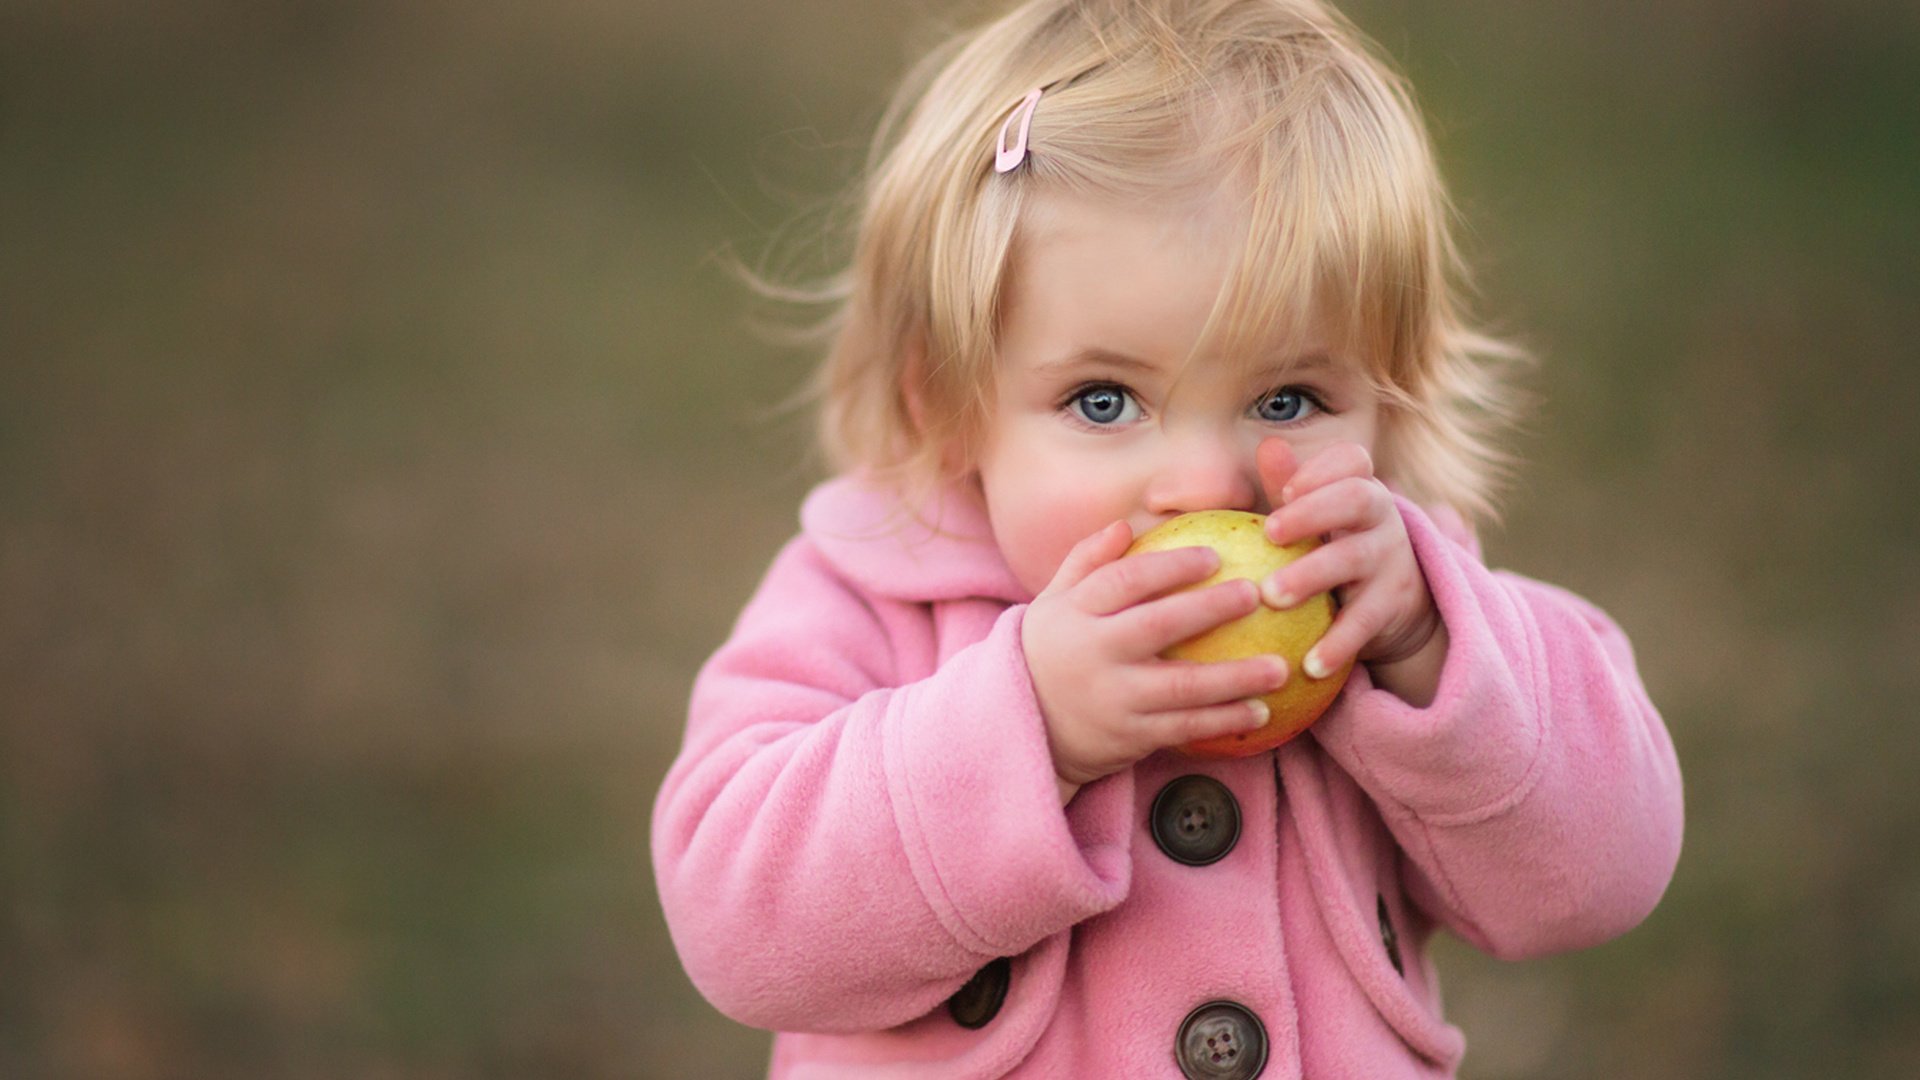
[
  {"xmin": 1018, "ymin": 543, "xmax": 1068, "ymax": 596},
  {"xmin": 1007, "ymin": 526, "xmax": 1080, "ymax": 597}
]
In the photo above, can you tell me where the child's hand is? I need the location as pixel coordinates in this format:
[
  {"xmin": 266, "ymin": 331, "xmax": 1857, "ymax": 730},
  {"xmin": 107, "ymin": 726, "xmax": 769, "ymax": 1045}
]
[
  {"xmin": 1256, "ymin": 438, "xmax": 1447, "ymax": 705},
  {"xmin": 1023, "ymin": 521, "xmax": 1290, "ymax": 801}
]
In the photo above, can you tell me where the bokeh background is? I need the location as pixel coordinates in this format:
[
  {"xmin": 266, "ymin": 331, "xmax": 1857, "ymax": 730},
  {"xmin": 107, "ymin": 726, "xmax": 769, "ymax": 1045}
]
[{"xmin": 2, "ymin": 0, "xmax": 1915, "ymax": 1076}]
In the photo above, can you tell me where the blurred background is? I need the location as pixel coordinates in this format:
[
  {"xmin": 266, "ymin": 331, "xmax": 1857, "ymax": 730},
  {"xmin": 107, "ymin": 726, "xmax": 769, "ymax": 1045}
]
[{"xmin": 1, "ymin": 0, "xmax": 1915, "ymax": 1076}]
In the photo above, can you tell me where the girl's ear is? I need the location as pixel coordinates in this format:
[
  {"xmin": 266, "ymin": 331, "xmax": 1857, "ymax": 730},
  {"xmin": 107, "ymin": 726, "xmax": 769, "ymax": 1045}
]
[
  {"xmin": 901, "ymin": 337, "xmax": 931, "ymax": 435},
  {"xmin": 902, "ymin": 335, "xmax": 975, "ymax": 478}
]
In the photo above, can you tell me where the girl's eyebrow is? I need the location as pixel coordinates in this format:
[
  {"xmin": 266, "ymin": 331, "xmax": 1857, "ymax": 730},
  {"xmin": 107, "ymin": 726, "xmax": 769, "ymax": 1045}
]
[
  {"xmin": 1032, "ymin": 347, "xmax": 1163, "ymax": 377},
  {"xmin": 1256, "ymin": 352, "xmax": 1341, "ymax": 379},
  {"xmin": 1033, "ymin": 346, "xmax": 1347, "ymax": 381}
]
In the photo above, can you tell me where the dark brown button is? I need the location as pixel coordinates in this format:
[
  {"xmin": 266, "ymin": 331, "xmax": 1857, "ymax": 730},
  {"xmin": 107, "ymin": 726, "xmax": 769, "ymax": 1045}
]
[
  {"xmin": 1176, "ymin": 999, "xmax": 1269, "ymax": 1080},
  {"xmin": 1150, "ymin": 775, "xmax": 1240, "ymax": 866},
  {"xmin": 947, "ymin": 957, "xmax": 1010, "ymax": 1029},
  {"xmin": 1378, "ymin": 894, "xmax": 1404, "ymax": 975}
]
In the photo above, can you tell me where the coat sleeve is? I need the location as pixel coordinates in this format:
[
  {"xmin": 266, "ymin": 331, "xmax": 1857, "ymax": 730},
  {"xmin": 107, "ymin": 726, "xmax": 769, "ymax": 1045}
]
[
  {"xmin": 1310, "ymin": 497, "xmax": 1685, "ymax": 960},
  {"xmin": 650, "ymin": 537, "xmax": 1133, "ymax": 1033}
]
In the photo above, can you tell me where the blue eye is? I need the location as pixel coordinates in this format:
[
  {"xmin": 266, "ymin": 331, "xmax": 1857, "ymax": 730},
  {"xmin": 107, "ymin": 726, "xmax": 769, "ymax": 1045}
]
[
  {"xmin": 1071, "ymin": 385, "xmax": 1140, "ymax": 425},
  {"xmin": 1256, "ymin": 387, "xmax": 1318, "ymax": 423}
]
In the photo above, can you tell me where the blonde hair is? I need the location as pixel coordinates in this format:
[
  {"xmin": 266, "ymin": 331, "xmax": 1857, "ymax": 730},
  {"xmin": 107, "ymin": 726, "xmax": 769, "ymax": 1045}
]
[{"xmin": 764, "ymin": 0, "xmax": 1528, "ymax": 524}]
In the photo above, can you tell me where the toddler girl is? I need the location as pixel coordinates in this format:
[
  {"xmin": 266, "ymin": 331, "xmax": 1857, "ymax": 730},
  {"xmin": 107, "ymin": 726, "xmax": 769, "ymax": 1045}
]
[{"xmin": 653, "ymin": 1, "xmax": 1684, "ymax": 1076}]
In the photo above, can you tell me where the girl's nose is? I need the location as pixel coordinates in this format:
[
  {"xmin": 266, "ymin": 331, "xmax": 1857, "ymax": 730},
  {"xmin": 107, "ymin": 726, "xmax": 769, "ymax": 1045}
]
[{"xmin": 1143, "ymin": 435, "xmax": 1258, "ymax": 516}]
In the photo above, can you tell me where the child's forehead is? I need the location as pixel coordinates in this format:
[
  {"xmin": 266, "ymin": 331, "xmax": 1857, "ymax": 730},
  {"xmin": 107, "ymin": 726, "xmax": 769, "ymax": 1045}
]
[
  {"xmin": 1009, "ymin": 195, "xmax": 1238, "ymax": 305},
  {"xmin": 1004, "ymin": 188, "xmax": 1249, "ymax": 331},
  {"xmin": 1004, "ymin": 187, "xmax": 1362, "ymax": 372}
]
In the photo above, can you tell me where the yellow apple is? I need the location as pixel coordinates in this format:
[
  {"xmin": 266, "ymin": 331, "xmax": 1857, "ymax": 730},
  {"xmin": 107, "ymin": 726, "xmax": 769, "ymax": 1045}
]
[{"xmin": 1126, "ymin": 509, "xmax": 1354, "ymax": 757}]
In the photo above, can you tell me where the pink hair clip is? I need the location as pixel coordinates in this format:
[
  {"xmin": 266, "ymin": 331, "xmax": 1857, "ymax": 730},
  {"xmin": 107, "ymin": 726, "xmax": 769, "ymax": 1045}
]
[{"xmin": 994, "ymin": 87, "xmax": 1044, "ymax": 173}]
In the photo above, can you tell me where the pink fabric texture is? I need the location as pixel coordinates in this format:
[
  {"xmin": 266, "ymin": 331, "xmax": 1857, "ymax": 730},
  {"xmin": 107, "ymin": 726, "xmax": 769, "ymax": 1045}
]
[{"xmin": 651, "ymin": 475, "xmax": 1684, "ymax": 1078}]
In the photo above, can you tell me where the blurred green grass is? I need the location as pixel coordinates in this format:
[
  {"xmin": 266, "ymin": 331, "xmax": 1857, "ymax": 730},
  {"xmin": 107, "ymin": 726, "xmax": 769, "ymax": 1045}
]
[{"xmin": 2, "ymin": 1, "xmax": 1916, "ymax": 1077}]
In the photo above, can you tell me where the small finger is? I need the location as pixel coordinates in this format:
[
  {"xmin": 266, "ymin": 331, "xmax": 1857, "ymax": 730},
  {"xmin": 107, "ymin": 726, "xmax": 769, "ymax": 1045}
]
[
  {"xmin": 1132, "ymin": 653, "xmax": 1289, "ymax": 713},
  {"xmin": 1301, "ymin": 594, "xmax": 1388, "ymax": 680},
  {"xmin": 1278, "ymin": 441, "xmax": 1374, "ymax": 504},
  {"xmin": 1045, "ymin": 520, "xmax": 1133, "ymax": 595},
  {"xmin": 1256, "ymin": 436, "xmax": 1300, "ymax": 512},
  {"xmin": 1110, "ymin": 578, "xmax": 1259, "ymax": 655},
  {"xmin": 1078, "ymin": 545, "xmax": 1220, "ymax": 615},
  {"xmin": 1153, "ymin": 698, "xmax": 1275, "ymax": 749},
  {"xmin": 1262, "ymin": 532, "xmax": 1379, "ymax": 610},
  {"xmin": 1265, "ymin": 477, "xmax": 1393, "ymax": 547}
]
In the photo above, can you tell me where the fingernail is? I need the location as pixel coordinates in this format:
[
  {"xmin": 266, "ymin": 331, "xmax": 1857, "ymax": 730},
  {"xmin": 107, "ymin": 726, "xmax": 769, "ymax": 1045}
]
[
  {"xmin": 1303, "ymin": 650, "xmax": 1330, "ymax": 680},
  {"xmin": 1263, "ymin": 579, "xmax": 1295, "ymax": 609},
  {"xmin": 1244, "ymin": 698, "xmax": 1271, "ymax": 728},
  {"xmin": 1265, "ymin": 656, "xmax": 1290, "ymax": 688}
]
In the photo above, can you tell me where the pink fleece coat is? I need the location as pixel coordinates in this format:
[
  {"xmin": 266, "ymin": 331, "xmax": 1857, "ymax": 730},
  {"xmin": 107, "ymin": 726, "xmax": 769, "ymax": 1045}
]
[{"xmin": 652, "ymin": 475, "xmax": 1684, "ymax": 1079}]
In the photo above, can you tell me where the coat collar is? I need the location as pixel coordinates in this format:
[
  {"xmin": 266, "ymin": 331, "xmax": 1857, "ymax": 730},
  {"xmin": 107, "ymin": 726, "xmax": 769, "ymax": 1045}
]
[{"xmin": 800, "ymin": 474, "xmax": 1030, "ymax": 604}]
